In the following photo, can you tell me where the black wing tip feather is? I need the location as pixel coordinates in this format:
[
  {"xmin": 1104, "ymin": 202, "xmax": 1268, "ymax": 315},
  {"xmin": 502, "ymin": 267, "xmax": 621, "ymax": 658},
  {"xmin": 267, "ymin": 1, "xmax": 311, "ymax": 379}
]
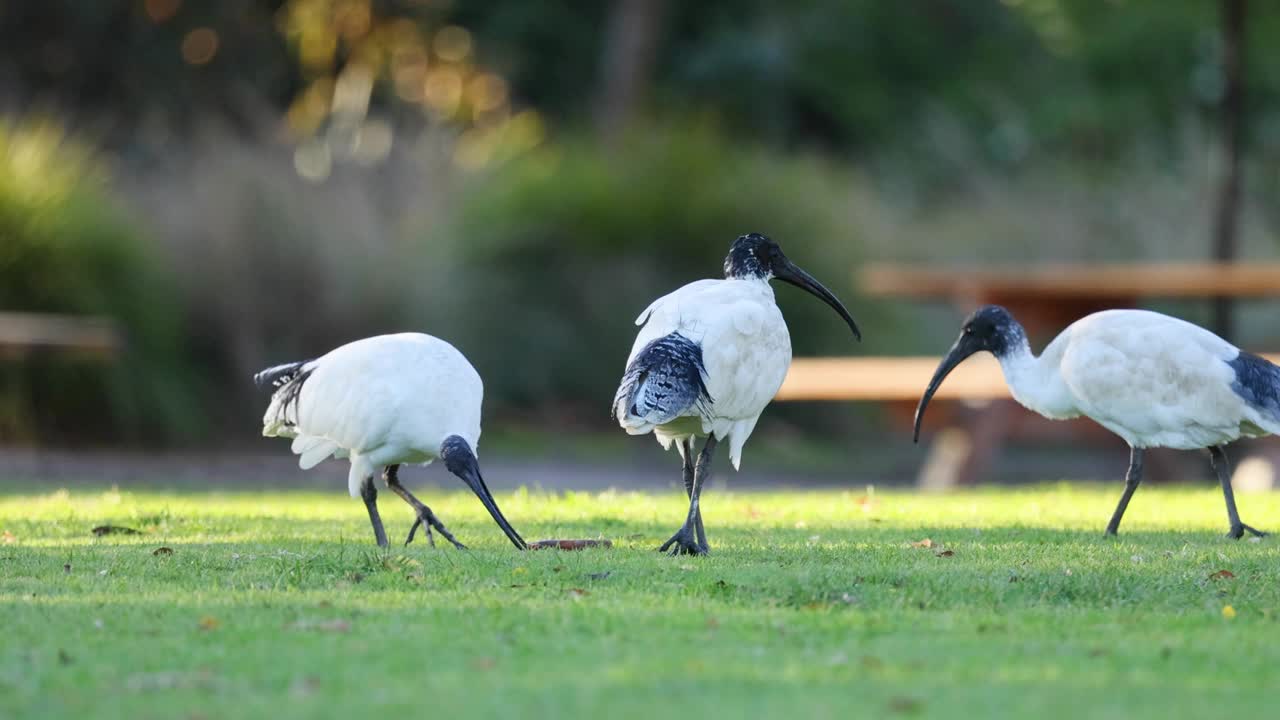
[
  {"xmin": 253, "ymin": 360, "xmax": 311, "ymax": 389},
  {"xmin": 614, "ymin": 332, "xmax": 713, "ymax": 423},
  {"xmin": 1228, "ymin": 351, "xmax": 1280, "ymax": 422},
  {"xmin": 255, "ymin": 359, "xmax": 315, "ymax": 429}
]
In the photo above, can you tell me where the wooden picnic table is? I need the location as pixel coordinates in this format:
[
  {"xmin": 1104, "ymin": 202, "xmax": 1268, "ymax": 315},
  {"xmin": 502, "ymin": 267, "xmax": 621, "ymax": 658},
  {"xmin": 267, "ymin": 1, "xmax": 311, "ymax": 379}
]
[
  {"xmin": 779, "ymin": 262, "xmax": 1280, "ymax": 487},
  {"xmin": 859, "ymin": 261, "xmax": 1280, "ymax": 342},
  {"xmin": 0, "ymin": 312, "xmax": 121, "ymax": 359}
]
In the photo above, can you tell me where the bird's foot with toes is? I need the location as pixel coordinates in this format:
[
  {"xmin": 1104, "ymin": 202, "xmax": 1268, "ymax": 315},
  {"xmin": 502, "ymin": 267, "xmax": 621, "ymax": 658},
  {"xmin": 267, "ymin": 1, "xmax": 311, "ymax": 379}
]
[
  {"xmin": 659, "ymin": 526, "xmax": 707, "ymax": 556},
  {"xmin": 405, "ymin": 513, "xmax": 467, "ymax": 549},
  {"xmin": 1228, "ymin": 523, "xmax": 1267, "ymax": 540}
]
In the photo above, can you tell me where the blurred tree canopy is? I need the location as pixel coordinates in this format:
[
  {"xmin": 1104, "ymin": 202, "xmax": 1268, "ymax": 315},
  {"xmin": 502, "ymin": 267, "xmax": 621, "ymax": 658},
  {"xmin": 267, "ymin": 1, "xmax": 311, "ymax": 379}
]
[
  {"xmin": 4, "ymin": 0, "xmax": 1280, "ymax": 444},
  {"xmin": 3, "ymin": 0, "xmax": 1279, "ymax": 167}
]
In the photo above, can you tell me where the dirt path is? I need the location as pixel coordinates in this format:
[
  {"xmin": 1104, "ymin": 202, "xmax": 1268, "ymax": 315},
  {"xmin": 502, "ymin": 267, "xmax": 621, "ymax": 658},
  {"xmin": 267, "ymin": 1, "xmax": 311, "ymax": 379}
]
[{"xmin": 0, "ymin": 448, "xmax": 867, "ymax": 493}]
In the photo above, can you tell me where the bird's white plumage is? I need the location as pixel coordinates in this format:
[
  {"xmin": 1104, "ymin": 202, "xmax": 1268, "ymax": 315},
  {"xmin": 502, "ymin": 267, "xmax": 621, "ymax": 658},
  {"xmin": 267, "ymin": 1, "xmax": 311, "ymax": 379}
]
[
  {"xmin": 261, "ymin": 333, "xmax": 483, "ymax": 496},
  {"xmin": 996, "ymin": 309, "xmax": 1280, "ymax": 449},
  {"xmin": 617, "ymin": 277, "xmax": 791, "ymax": 469}
]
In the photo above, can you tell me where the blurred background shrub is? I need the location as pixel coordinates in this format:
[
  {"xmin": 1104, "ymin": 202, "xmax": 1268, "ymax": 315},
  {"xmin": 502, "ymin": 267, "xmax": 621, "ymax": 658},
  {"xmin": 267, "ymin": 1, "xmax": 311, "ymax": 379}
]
[
  {"xmin": 0, "ymin": 119, "xmax": 196, "ymax": 443},
  {"xmin": 439, "ymin": 123, "xmax": 872, "ymax": 417},
  {"xmin": 2, "ymin": 0, "xmax": 1279, "ymax": 450}
]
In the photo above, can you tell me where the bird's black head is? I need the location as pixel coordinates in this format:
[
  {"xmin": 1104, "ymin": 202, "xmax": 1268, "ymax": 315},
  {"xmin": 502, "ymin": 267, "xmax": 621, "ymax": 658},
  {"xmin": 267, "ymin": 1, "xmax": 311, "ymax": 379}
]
[
  {"xmin": 723, "ymin": 232, "xmax": 781, "ymax": 279},
  {"xmin": 958, "ymin": 305, "xmax": 1022, "ymax": 358},
  {"xmin": 721, "ymin": 233, "xmax": 862, "ymax": 340},
  {"xmin": 914, "ymin": 305, "xmax": 1025, "ymax": 442}
]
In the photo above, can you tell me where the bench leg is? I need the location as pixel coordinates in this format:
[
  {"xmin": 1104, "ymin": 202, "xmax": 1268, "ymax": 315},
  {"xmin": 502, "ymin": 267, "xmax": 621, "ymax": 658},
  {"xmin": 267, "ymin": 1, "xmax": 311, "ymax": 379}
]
[{"xmin": 916, "ymin": 400, "xmax": 1014, "ymax": 489}]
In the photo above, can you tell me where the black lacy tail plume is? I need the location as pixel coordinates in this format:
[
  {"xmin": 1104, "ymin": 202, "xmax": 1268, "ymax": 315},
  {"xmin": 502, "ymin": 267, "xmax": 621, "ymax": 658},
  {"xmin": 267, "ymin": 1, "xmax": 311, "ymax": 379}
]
[
  {"xmin": 612, "ymin": 332, "xmax": 713, "ymax": 424},
  {"xmin": 256, "ymin": 359, "xmax": 315, "ymax": 428},
  {"xmin": 254, "ymin": 360, "xmax": 310, "ymax": 389}
]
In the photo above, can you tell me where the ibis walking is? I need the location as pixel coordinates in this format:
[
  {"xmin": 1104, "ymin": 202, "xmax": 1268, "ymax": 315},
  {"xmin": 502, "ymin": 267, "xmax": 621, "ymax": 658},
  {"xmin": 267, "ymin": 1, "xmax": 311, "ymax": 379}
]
[
  {"xmin": 255, "ymin": 333, "xmax": 526, "ymax": 549},
  {"xmin": 612, "ymin": 233, "xmax": 861, "ymax": 555},
  {"xmin": 914, "ymin": 306, "xmax": 1272, "ymax": 538}
]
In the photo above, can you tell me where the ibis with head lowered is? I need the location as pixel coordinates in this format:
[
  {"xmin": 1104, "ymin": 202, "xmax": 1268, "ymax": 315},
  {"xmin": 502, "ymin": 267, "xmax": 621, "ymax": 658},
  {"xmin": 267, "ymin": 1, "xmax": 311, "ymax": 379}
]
[
  {"xmin": 255, "ymin": 333, "xmax": 527, "ymax": 550},
  {"xmin": 612, "ymin": 233, "xmax": 861, "ymax": 555},
  {"xmin": 914, "ymin": 306, "xmax": 1273, "ymax": 538}
]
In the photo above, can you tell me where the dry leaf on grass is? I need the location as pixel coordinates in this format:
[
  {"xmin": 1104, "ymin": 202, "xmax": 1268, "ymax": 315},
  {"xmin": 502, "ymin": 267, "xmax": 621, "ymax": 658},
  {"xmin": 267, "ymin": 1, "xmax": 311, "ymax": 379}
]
[
  {"xmin": 1209, "ymin": 570, "xmax": 1236, "ymax": 581},
  {"xmin": 887, "ymin": 696, "xmax": 922, "ymax": 715},
  {"xmin": 197, "ymin": 616, "xmax": 220, "ymax": 631},
  {"xmin": 92, "ymin": 525, "xmax": 141, "ymax": 536},
  {"xmin": 567, "ymin": 588, "xmax": 590, "ymax": 598},
  {"xmin": 1, "ymin": 530, "xmax": 15, "ymax": 544},
  {"xmin": 910, "ymin": 538, "xmax": 933, "ymax": 549},
  {"xmin": 528, "ymin": 539, "xmax": 613, "ymax": 551},
  {"xmin": 289, "ymin": 676, "xmax": 321, "ymax": 698}
]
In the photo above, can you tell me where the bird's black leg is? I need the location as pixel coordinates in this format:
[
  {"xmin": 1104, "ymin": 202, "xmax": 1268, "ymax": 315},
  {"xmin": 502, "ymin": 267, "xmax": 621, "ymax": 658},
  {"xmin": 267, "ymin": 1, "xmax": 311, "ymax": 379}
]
[
  {"xmin": 660, "ymin": 435, "xmax": 717, "ymax": 556},
  {"xmin": 361, "ymin": 476, "xmax": 389, "ymax": 548},
  {"xmin": 1105, "ymin": 447, "xmax": 1144, "ymax": 536},
  {"xmin": 383, "ymin": 465, "xmax": 467, "ymax": 549},
  {"xmin": 681, "ymin": 438, "xmax": 708, "ymax": 552},
  {"xmin": 1210, "ymin": 446, "xmax": 1268, "ymax": 539}
]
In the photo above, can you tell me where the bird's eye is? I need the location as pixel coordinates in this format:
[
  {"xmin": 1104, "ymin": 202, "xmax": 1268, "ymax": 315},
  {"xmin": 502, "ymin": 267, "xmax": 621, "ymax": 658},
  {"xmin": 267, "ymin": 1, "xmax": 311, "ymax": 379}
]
[{"xmin": 963, "ymin": 326, "xmax": 973, "ymax": 335}]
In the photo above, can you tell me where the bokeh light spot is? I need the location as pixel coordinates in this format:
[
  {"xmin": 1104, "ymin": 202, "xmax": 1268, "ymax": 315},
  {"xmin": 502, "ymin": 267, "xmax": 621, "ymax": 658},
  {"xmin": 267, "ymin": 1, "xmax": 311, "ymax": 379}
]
[
  {"xmin": 335, "ymin": 1, "xmax": 372, "ymax": 39},
  {"xmin": 468, "ymin": 74, "xmax": 508, "ymax": 114},
  {"xmin": 293, "ymin": 139, "xmax": 332, "ymax": 182},
  {"xmin": 424, "ymin": 68, "xmax": 463, "ymax": 116},
  {"xmin": 433, "ymin": 26, "xmax": 472, "ymax": 63},
  {"xmin": 181, "ymin": 28, "xmax": 219, "ymax": 65},
  {"xmin": 352, "ymin": 120, "xmax": 394, "ymax": 165},
  {"xmin": 145, "ymin": 0, "xmax": 181, "ymax": 23}
]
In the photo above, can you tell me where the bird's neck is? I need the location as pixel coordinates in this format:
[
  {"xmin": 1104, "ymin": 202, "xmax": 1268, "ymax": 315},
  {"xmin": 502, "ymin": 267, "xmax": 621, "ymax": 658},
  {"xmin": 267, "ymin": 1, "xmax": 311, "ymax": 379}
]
[
  {"xmin": 994, "ymin": 334, "xmax": 1058, "ymax": 416},
  {"xmin": 725, "ymin": 275, "xmax": 775, "ymax": 292}
]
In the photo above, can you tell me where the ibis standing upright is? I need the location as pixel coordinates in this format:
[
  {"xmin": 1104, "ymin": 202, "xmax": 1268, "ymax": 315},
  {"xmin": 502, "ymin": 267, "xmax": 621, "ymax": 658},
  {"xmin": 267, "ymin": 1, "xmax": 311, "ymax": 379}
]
[
  {"xmin": 914, "ymin": 306, "xmax": 1273, "ymax": 538},
  {"xmin": 612, "ymin": 233, "xmax": 862, "ymax": 555},
  {"xmin": 255, "ymin": 333, "xmax": 526, "ymax": 550}
]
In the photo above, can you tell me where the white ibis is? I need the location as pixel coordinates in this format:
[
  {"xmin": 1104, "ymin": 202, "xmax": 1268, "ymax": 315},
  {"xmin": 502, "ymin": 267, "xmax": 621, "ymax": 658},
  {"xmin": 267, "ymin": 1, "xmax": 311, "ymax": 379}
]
[
  {"xmin": 914, "ymin": 305, "xmax": 1272, "ymax": 538},
  {"xmin": 254, "ymin": 333, "xmax": 526, "ymax": 550},
  {"xmin": 612, "ymin": 233, "xmax": 861, "ymax": 555}
]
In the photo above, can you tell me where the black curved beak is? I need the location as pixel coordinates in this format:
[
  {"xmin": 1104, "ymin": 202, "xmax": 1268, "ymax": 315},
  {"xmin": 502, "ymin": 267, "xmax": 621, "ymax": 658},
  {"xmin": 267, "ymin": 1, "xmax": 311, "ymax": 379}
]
[
  {"xmin": 458, "ymin": 464, "xmax": 527, "ymax": 550},
  {"xmin": 913, "ymin": 333, "xmax": 983, "ymax": 443},
  {"xmin": 774, "ymin": 258, "xmax": 861, "ymax": 341}
]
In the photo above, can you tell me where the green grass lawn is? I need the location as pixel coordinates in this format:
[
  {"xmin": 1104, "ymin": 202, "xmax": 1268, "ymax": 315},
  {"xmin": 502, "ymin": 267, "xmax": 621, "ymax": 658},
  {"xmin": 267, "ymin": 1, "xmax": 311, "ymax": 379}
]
[{"xmin": 2, "ymin": 484, "xmax": 1279, "ymax": 719}]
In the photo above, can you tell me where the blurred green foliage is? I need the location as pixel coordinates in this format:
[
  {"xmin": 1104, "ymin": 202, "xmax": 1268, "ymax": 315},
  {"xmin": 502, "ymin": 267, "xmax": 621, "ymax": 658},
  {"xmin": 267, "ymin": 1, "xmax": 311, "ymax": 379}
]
[
  {"xmin": 6, "ymin": 1, "xmax": 1280, "ymax": 167},
  {"xmin": 443, "ymin": 123, "xmax": 865, "ymax": 413},
  {"xmin": 0, "ymin": 119, "xmax": 198, "ymax": 443},
  {"xmin": 3, "ymin": 1, "xmax": 1280, "ymax": 445},
  {"xmin": 453, "ymin": 0, "xmax": 1280, "ymax": 165}
]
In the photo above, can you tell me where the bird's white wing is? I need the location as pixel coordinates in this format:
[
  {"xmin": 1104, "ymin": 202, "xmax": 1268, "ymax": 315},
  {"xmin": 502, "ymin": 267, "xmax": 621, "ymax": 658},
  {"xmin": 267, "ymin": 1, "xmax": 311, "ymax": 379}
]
[
  {"xmin": 628, "ymin": 279, "xmax": 724, "ymax": 358},
  {"xmin": 1058, "ymin": 310, "xmax": 1250, "ymax": 449},
  {"xmin": 617, "ymin": 279, "xmax": 790, "ymax": 468},
  {"xmin": 290, "ymin": 344, "xmax": 403, "ymax": 464},
  {"xmin": 265, "ymin": 334, "xmax": 483, "ymax": 470}
]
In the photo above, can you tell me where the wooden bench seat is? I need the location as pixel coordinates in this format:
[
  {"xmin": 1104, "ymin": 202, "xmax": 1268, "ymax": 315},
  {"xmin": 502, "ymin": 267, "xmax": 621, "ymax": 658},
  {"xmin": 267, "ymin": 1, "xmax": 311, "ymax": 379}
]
[
  {"xmin": 777, "ymin": 353, "xmax": 1280, "ymax": 403},
  {"xmin": 0, "ymin": 312, "xmax": 122, "ymax": 358},
  {"xmin": 777, "ymin": 356, "xmax": 1004, "ymax": 402}
]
